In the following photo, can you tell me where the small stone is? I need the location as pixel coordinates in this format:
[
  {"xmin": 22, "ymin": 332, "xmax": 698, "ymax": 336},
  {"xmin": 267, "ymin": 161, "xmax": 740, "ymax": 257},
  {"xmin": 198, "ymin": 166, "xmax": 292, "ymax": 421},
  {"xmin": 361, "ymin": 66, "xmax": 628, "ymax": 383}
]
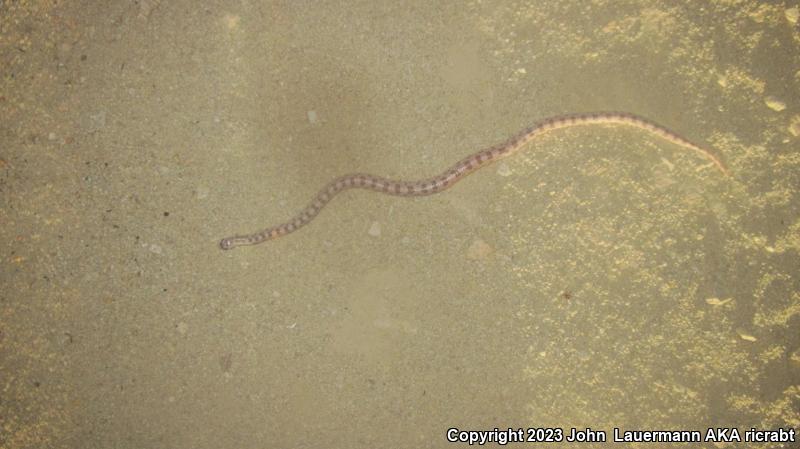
[
  {"xmin": 786, "ymin": 7, "xmax": 799, "ymax": 25},
  {"xmin": 737, "ymin": 330, "xmax": 757, "ymax": 342},
  {"xmin": 48, "ymin": 132, "xmax": 56, "ymax": 141},
  {"xmin": 705, "ymin": 297, "xmax": 732, "ymax": 306},
  {"xmin": 194, "ymin": 186, "xmax": 209, "ymax": 200},
  {"xmin": 788, "ymin": 115, "xmax": 800, "ymax": 137},
  {"xmin": 176, "ymin": 321, "xmax": 188, "ymax": 334},
  {"xmin": 219, "ymin": 353, "xmax": 232, "ymax": 372},
  {"xmin": 496, "ymin": 162, "xmax": 512, "ymax": 177},
  {"xmin": 88, "ymin": 110, "xmax": 107, "ymax": 132},
  {"xmin": 138, "ymin": 0, "xmax": 162, "ymax": 19},
  {"xmin": 764, "ymin": 96, "xmax": 786, "ymax": 112},
  {"xmin": 368, "ymin": 221, "xmax": 381, "ymax": 237},
  {"xmin": 148, "ymin": 243, "xmax": 162, "ymax": 254},
  {"xmin": 790, "ymin": 349, "xmax": 800, "ymax": 371},
  {"xmin": 466, "ymin": 239, "xmax": 493, "ymax": 260},
  {"xmin": 223, "ymin": 14, "xmax": 240, "ymax": 29},
  {"xmin": 307, "ymin": 110, "xmax": 318, "ymax": 124}
]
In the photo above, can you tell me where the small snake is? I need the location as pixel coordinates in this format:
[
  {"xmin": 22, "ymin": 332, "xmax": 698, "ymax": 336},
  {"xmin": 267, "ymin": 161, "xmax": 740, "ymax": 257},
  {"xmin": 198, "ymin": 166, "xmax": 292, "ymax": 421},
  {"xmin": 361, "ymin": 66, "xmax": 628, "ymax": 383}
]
[{"xmin": 220, "ymin": 112, "xmax": 728, "ymax": 250}]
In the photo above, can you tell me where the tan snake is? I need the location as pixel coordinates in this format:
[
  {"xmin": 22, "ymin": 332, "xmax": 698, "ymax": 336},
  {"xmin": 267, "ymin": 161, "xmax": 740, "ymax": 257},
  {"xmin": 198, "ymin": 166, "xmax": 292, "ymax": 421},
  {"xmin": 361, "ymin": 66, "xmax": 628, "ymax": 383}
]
[{"xmin": 219, "ymin": 112, "xmax": 728, "ymax": 250}]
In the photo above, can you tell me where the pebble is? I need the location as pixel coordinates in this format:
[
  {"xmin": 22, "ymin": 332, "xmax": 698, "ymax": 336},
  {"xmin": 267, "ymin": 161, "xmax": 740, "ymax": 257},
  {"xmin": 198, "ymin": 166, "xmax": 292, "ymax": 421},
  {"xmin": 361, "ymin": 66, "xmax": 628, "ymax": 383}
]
[
  {"xmin": 466, "ymin": 239, "xmax": 493, "ymax": 260},
  {"xmin": 307, "ymin": 110, "xmax": 318, "ymax": 124},
  {"xmin": 705, "ymin": 297, "xmax": 732, "ymax": 306},
  {"xmin": 88, "ymin": 110, "xmax": 106, "ymax": 132},
  {"xmin": 764, "ymin": 96, "xmax": 786, "ymax": 111},
  {"xmin": 496, "ymin": 162, "xmax": 512, "ymax": 177},
  {"xmin": 790, "ymin": 349, "xmax": 800, "ymax": 370},
  {"xmin": 788, "ymin": 115, "xmax": 800, "ymax": 137},
  {"xmin": 786, "ymin": 7, "xmax": 799, "ymax": 25},
  {"xmin": 223, "ymin": 14, "xmax": 240, "ymax": 29},
  {"xmin": 194, "ymin": 186, "xmax": 209, "ymax": 200},
  {"xmin": 737, "ymin": 330, "xmax": 757, "ymax": 342},
  {"xmin": 368, "ymin": 221, "xmax": 381, "ymax": 237},
  {"xmin": 148, "ymin": 243, "xmax": 162, "ymax": 254},
  {"xmin": 138, "ymin": 0, "xmax": 162, "ymax": 19}
]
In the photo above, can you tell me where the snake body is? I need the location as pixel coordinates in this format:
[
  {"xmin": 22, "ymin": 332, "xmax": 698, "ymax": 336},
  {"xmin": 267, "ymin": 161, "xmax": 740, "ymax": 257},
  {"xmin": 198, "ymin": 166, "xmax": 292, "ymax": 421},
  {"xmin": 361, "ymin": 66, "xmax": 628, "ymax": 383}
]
[{"xmin": 220, "ymin": 112, "xmax": 728, "ymax": 250}]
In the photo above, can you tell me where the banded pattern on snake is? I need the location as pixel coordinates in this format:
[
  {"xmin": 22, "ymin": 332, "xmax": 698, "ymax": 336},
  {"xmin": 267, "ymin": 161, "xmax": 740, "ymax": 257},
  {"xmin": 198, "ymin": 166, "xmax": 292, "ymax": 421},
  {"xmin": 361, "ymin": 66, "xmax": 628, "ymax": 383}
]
[{"xmin": 220, "ymin": 112, "xmax": 728, "ymax": 250}]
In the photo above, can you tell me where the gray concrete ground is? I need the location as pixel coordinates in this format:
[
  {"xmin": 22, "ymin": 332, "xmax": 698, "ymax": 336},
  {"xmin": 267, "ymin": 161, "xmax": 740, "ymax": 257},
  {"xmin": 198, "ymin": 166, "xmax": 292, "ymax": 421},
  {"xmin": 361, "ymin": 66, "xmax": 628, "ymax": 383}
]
[{"xmin": 2, "ymin": 1, "xmax": 798, "ymax": 448}]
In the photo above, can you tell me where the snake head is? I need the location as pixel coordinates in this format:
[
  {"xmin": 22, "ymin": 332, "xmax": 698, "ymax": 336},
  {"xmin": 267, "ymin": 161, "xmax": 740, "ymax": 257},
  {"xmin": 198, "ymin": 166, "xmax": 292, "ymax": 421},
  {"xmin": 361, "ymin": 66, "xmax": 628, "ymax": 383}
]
[{"xmin": 219, "ymin": 238, "xmax": 235, "ymax": 250}]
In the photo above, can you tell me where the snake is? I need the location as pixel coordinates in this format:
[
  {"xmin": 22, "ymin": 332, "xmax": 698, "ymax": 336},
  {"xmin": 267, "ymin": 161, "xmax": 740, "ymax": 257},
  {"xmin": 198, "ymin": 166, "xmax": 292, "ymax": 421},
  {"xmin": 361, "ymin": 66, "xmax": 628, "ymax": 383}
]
[{"xmin": 219, "ymin": 112, "xmax": 729, "ymax": 250}]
